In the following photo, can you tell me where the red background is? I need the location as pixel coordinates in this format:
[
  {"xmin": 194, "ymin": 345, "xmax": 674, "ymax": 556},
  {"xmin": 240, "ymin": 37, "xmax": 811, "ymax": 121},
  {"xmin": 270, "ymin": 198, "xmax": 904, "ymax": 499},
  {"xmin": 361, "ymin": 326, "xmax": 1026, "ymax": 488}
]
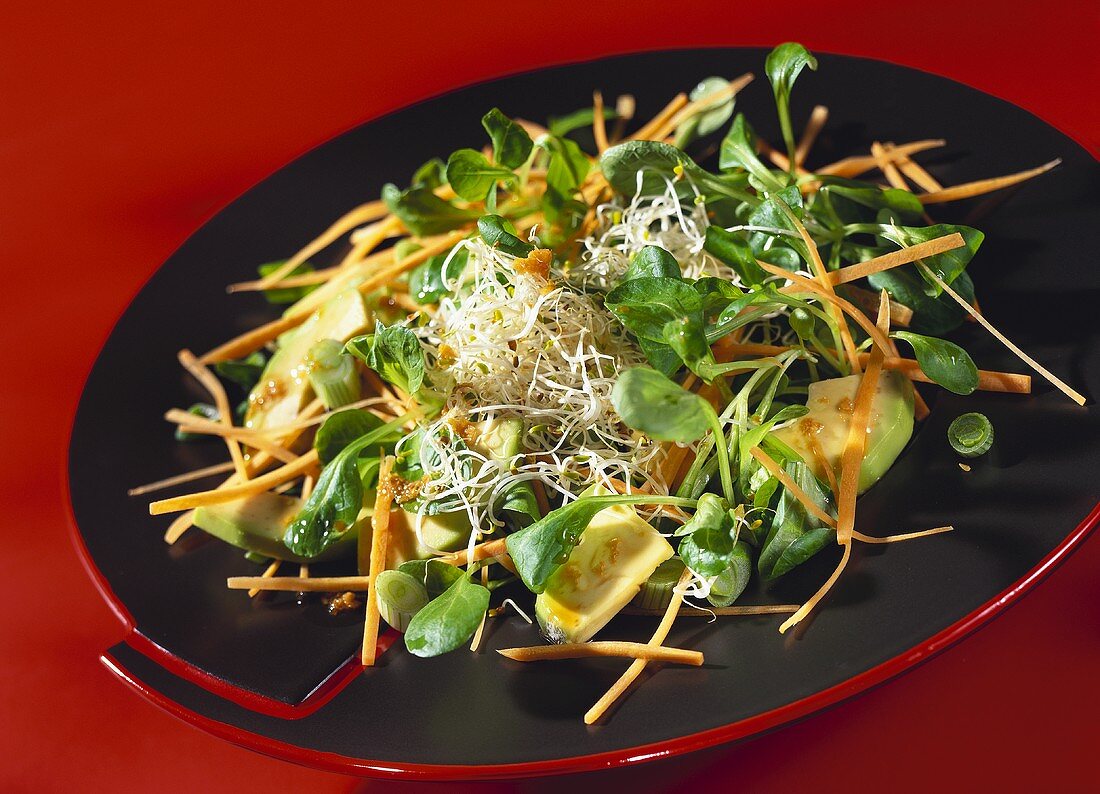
[{"xmin": 3, "ymin": 1, "xmax": 1098, "ymax": 791}]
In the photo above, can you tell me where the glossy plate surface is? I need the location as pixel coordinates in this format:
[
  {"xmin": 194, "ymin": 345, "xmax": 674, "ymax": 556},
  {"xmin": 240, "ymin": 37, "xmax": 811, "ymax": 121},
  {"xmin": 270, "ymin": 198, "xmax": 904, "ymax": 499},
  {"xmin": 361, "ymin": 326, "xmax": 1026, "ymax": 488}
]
[{"xmin": 69, "ymin": 48, "xmax": 1099, "ymax": 777}]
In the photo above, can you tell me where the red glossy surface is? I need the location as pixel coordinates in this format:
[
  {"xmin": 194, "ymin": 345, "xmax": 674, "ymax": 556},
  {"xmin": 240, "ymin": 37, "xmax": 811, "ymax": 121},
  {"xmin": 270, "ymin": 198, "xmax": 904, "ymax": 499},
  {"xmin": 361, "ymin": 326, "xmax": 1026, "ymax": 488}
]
[{"xmin": 3, "ymin": 1, "xmax": 1097, "ymax": 790}]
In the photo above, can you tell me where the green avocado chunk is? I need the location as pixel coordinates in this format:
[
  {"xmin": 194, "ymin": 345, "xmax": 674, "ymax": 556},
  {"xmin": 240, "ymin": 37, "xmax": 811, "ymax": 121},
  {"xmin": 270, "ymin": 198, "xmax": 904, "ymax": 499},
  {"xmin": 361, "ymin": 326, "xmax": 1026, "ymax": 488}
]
[
  {"xmin": 772, "ymin": 369, "xmax": 915, "ymax": 493},
  {"xmin": 535, "ymin": 496, "xmax": 674, "ymax": 644},
  {"xmin": 244, "ymin": 289, "xmax": 371, "ymax": 433},
  {"xmin": 193, "ymin": 492, "xmax": 358, "ymax": 563}
]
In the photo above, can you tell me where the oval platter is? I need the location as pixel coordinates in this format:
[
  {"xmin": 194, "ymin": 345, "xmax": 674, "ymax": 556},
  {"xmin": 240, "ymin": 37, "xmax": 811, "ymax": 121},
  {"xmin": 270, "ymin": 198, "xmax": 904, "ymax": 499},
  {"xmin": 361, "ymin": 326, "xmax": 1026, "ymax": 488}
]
[{"xmin": 68, "ymin": 47, "xmax": 1100, "ymax": 779}]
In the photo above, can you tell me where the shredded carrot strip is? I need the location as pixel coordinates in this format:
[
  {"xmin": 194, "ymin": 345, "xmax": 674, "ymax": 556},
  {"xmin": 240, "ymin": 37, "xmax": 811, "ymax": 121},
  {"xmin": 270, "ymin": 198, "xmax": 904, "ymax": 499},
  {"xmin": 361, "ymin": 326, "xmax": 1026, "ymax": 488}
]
[
  {"xmin": 835, "ymin": 292, "xmax": 890, "ymax": 545},
  {"xmin": 252, "ymin": 201, "xmax": 388, "ymax": 289},
  {"xmin": 886, "ymin": 142, "xmax": 943, "ymax": 192},
  {"xmin": 842, "ymin": 284, "xmax": 914, "ymax": 327},
  {"xmin": 807, "ymin": 430, "xmax": 839, "ymax": 497},
  {"xmin": 129, "ymin": 461, "xmax": 236, "ymax": 496},
  {"xmin": 919, "ymin": 160, "xmax": 1060, "ymax": 205},
  {"xmin": 149, "ymin": 449, "xmax": 320, "ymax": 515},
  {"xmin": 609, "ymin": 94, "xmax": 635, "ymax": 142},
  {"xmin": 827, "ymin": 233, "xmax": 965, "ymax": 286},
  {"xmin": 349, "ymin": 230, "xmax": 469, "ymax": 307},
  {"xmin": 917, "ymin": 264, "xmax": 1085, "ymax": 404},
  {"xmin": 280, "ymin": 248, "xmax": 397, "ymax": 318},
  {"xmin": 499, "ymin": 642, "xmax": 703, "ymax": 665},
  {"xmin": 164, "ymin": 510, "xmax": 196, "ymax": 544},
  {"xmin": 795, "ymin": 105, "xmax": 829, "ymax": 167},
  {"xmin": 197, "ymin": 314, "xmax": 303, "ymax": 365},
  {"xmin": 178, "ymin": 350, "xmax": 249, "ymax": 479},
  {"xmin": 871, "ymin": 141, "xmax": 908, "ymax": 191},
  {"xmin": 584, "ymin": 567, "xmax": 693, "ymax": 724},
  {"xmin": 758, "ymin": 138, "xmax": 812, "ymax": 178},
  {"xmin": 229, "ymin": 216, "xmax": 402, "ymax": 294},
  {"xmin": 656, "ymin": 73, "xmax": 754, "ymax": 142},
  {"xmin": 249, "ymin": 560, "xmax": 281, "ymax": 598},
  {"xmin": 440, "ymin": 538, "xmax": 508, "ymax": 567},
  {"xmin": 851, "ymin": 526, "xmax": 954, "ymax": 544},
  {"xmin": 775, "ymin": 204, "xmax": 861, "ymax": 373},
  {"xmin": 362, "ymin": 456, "xmax": 395, "ymax": 666},
  {"xmin": 629, "ymin": 93, "xmax": 689, "ymax": 141},
  {"xmin": 166, "ymin": 410, "xmax": 298, "ymax": 464},
  {"xmin": 749, "ymin": 447, "xmax": 836, "ymax": 528},
  {"xmin": 592, "ymin": 91, "xmax": 610, "ymax": 153},
  {"xmin": 779, "ymin": 542, "xmax": 851, "ymax": 634},
  {"xmin": 815, "ymin": 139, "xmax": 946, "ymax": 178},
  {"xmin": 229, "ymin": 574, "xmax": 372, "ymax": 592}
]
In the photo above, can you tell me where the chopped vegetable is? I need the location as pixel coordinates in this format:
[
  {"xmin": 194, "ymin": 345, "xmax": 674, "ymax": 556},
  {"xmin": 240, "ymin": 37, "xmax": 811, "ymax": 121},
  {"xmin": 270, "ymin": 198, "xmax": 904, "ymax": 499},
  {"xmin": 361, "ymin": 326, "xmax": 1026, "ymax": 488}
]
[{"xmin": 948, "ymin": 412, "xmax": 995, "ymax": 457}]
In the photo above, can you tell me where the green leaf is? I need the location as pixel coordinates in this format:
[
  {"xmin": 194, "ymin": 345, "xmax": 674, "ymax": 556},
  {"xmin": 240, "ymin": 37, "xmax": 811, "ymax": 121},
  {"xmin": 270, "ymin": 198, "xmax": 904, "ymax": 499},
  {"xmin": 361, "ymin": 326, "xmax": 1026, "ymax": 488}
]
[
  {"xmin": 175, "ymin": 403, "xmax": 219, "ymax": 442},
  {"xmin": 604, "ymin": 277, "xmax": 703, "ymax": 343},
  {"xmin": 541, "ymin": 135, "xmax": 591, "ymax": 196},
  {"xmin": 707, "ymin": 541, "xmax": 753, "ymax": 607},
  {"xmin": 505, "ymin": 493, "xmax": 691, "ymax": 593},
  {"xmin": 758, "ymin": 460, "xmax": 835, "ymax": 580},
  {"xmin": 765, "ymin": 42, "xmax": 818, "ymax": 164},
  {"xmin": 404, "ymin": 573, "xmax": 490, "ymax": 657},
  {"xmin": 704, "ymin": 226, "xmax": 767, "ymax": 286},
  {"xmin": 637, "ymin": 336, "xmax": 683, "ymax": 377},
  {"xmin": 283, "ymin": 444, "xmax": 366, "ymax": 557},
  {"xmin": 822, "ymin": 183, "xmax": 923, "ymax": 222},
  {"xmin": 284, "ymin": 415, "xmax": 413, "ymax": 558},
  {"xmin": 663, "ymin": 315, "xmax": 710, "ymax": 376},
  {"xmin": 675, "ymin": 76, "xmax": 736, "ymax": 148},
  {"xmin": 382, "ymin": 182, "xmax": 479, "ymax": 237},
  {"xmin": 498, "ymin": 481, "xmax": 542, "ymax": 530},
  {"xmin": 876, "ymin": 223, "xmax": 984, "ymax": 292},
  {"xmin": 693, "ymin": 276, "xmax": 745, "ymax": 320},
  {"xmin": 622, "ymin": 245, "xmax": 681, "ymax": 282},
  {"xmin": 256, "ymin": 261, "xmax": 317, "ymax": 305},
  {"xmin": 481, "ymin": 108, "xmax": 534, "ymax": 170},
  {"xmin": 398, "ymin": 558, "xmax": 464, "ymax": 599},
  {"xmin": 892, "ymin": 331, "xmax": 979, "ymax": 395},
  {"xmin": 676, "ymin": 494, "xmax": 737, "ymax": 577},
  {"xmin": 867, "ymin": 266, "xmax": 975, "ymax": 335},
  {"xmin": 547, "ymin": 106, "xmax": 617, "ymax": 137},
  {"xmin": 445, "ymin": 148, "xmax": 516, "ymax": 203},
  {"xmin": 506, "ymin": 498, "xmax": 607, "ymax": 593},
  {"xmin": 477, "ymin": 214, "xmax": 535, "ymax": 257},
  {"xmin": 719, "ymin": 114, "xmax": 785, "ymax": 191},
  {"xmin": 409, "ymin": 246, "xmax": 469, "ymax": 304},
  {"xmin": 314, "ymin": 409, "xmax": 385, "ymax": 465},
  {"xmin": 600, "ymin": 139, "xmax": 757, "ymax": 206},
  {"xmin": 410, "ymin": 158, "xmax": 447, "ymax": 190},
  {"xmin": 745, "ymin": 188, "xmax": 809, "ymax": 262},
  {"xmin": 213, "ymin": 350, "xmax": 267, "ymax": 391},
  {"xmin": 345, "ymin": 321, "xmax": 426, "ymax": 395},
  {"xmin": 611, "ymin": 367, "xmax": 713, "ymax": 443}
]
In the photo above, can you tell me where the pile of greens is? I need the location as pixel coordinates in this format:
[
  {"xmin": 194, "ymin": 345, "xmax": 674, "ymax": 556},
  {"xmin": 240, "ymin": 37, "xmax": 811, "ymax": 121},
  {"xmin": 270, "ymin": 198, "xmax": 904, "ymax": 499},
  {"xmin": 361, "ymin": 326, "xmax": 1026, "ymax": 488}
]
[{"xmin": 175, "ymin": 43, "xmax": 1033, "ymax": 662}]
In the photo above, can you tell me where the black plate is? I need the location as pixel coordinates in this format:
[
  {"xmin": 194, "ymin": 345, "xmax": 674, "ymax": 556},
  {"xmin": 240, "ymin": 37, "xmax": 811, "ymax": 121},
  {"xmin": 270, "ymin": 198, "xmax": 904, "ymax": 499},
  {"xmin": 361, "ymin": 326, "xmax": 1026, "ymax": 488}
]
[{"xmin": 70, "ymin": 48, "xmax": 1100, "ymax": 777}]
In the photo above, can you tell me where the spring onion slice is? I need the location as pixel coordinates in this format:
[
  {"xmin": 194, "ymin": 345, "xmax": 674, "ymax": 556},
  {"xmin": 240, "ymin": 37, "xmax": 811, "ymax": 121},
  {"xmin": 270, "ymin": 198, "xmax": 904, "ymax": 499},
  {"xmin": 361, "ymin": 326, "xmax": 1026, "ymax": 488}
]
[
  {"xmin": 375, "ymin": 570, "xmax": 430, "ymax": 632},
  {"xmin": 633, "ymin": 558, "xmax": 686, "ymax": 611},
  {"xmin": 307, "ymin": 338, "xmax": 361, "ymax": 409},
  {"xmin": 948, "ymin": 412, "xmax": 994, "ymax": 458}
]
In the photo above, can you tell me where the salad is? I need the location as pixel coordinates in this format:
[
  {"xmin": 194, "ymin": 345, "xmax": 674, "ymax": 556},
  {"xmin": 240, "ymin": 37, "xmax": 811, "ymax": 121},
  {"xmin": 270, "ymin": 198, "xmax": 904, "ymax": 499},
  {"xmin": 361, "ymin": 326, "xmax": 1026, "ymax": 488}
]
[{"xmin": 136, "ymin": 44, "xmax": 1083, "ymax": 724}]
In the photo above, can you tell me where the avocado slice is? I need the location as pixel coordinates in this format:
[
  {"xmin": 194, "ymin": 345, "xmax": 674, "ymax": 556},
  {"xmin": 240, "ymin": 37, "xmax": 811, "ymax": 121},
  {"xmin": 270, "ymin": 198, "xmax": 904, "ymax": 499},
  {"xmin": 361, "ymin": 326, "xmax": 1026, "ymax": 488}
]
[
  {"xmin": 535, "ymin": 497, "xmax": 674, "ymax": 644},
  {"xmin": 476, "ymin": 416, "xmax": 524, "ymax": 460},
  {"xmin": 193, "ymin": 492, "xmax": 358, "ymax": 563},
  {"xmin": 245, "ymin": 289, "xmax": 371, "ymax": 433},
  {"xmin": 772, "ymin": 369, "xmax": 915, "ymax": 493}
]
